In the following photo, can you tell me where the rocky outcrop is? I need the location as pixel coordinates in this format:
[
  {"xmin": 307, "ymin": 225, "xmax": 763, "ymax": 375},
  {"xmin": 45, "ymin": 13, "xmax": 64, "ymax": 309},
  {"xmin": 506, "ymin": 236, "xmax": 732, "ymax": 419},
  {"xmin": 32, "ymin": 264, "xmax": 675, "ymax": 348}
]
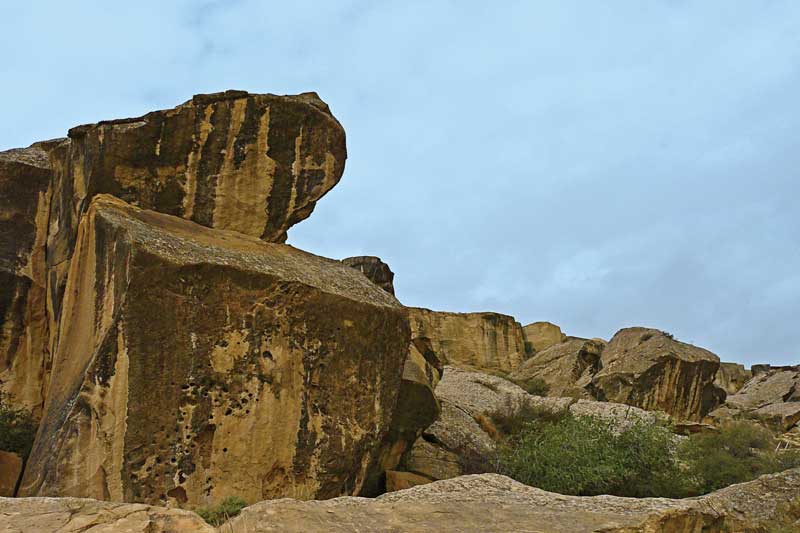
[
  {"xmin": 714, "ymin": 362, "xmax": 752, "ymax": 395},
  {"xmin": 522, "ymin": 321, "xmax": 566, "ymax": 353},
  {"xmin": 708, "ymin": 365, "xmax": 800, "ymax": 431},
  {"xmin": 510, "ymin": 337, "xmax": 605, "ymax": 398},
  {"xmin": 19, "ymin": 196, "xmax": 411, "ymax": 507},
  {"xmin": 0, "ymin": 451, "xmax": 22, "ymax": 497},
  {"xmin": 0, "ymin": 146, "xmax": 52, "ymax": 416},
  {"xmin": 0, "ymin": 496, "xmax": 214, "ymax": 532},
  {"xmin": 216, "ymin": 470, "xmax": 800, "ymax": 532},
  {"xmin": 590, "ymin": 328, "xmax": 725, "ymax": 421},
  {"xmin": 407, "ymin": 308, "xmax": 526, "ymax": 375},
  {"xmin": 341, "ymin": 256, "xmax": 395, "ymax": 295}
]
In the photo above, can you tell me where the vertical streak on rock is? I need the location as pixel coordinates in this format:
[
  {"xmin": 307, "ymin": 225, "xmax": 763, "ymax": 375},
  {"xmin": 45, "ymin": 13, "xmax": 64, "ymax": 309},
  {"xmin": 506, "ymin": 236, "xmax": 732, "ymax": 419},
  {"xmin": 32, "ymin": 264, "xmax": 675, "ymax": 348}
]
[
  {"xmin": 106, "ymin": 326, "xmax": 129, "ymax": 501},
  {"xmin": 183, "ymin": 106, "xmax": 214, "ymax": 220}
]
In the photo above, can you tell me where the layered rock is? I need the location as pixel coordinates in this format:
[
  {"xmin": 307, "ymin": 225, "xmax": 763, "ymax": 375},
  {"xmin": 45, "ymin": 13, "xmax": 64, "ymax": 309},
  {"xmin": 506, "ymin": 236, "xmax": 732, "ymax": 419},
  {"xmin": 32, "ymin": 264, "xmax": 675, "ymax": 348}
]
[
  {"xmin": 590, "ymin": 328, "xmax": 725, "ymax": 420},
  {"xmin": 509, "ymin": 337, "xmax": 605, "ymax": 398},
  {"xmin": 19, "ymin": 196, "xmax": 411, "ymax": 507},
  {"xmin": 714, "ymin": 362, "xmax": 752, "ymax": 395},
  {"xmin": 708, "ymin": 365, "xmax": 800, "ymax": 431},
  {"xmin": 217, "ymin": 470, "xmax": 800, "ymax": 532},
  {"xmin": 0, "ymin": 146, "xmax": 52, "ymax": 416},
  {"xmin": 0, "ymin": 496, "xmax": 214, "ymax": 532},
  {"xmin": 522, "ymin": 321, "xmax": 566, "ymax": 353},
  {"xmin": 407, "ymin": 308, "xmax": 526, "ymax": 375},
  {"xmin": 341, "ymin": 256, "xmax": 395, "ymax": 295}
]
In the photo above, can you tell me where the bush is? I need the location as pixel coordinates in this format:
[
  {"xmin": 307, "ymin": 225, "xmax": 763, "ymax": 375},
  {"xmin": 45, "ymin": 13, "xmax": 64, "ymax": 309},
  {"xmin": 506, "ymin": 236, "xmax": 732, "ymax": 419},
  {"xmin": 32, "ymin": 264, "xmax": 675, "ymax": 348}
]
[
  {"xmin": 514, "ymin": 377, "xmax": 550, "ymax": 396},
  {"xmin": 679, "ymin": 421, "xmax": 800, "ymax": 494},
  {"xmin": 0, "ymin": 391, "xmax": 37, "ymax": 459},
  {"xmin": 489, "ymin": 402, "xmax": 568, "ymax": 437},
  {"xmin": 493, "ymin": 414, "xmax": 692, "ymax": 497},
  {"xmin": 197, "ymin": 496, "xmax": 247, "ymax": 526}
]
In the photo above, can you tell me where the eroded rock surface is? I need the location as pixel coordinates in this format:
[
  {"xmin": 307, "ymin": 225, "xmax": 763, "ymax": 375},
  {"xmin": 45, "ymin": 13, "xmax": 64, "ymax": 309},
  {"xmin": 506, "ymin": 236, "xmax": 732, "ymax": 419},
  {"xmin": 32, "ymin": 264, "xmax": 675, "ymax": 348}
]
[
  {"xmin": 19, "ymin": 196, "xmax": 410, "ymax": 507},
  {"xmin": 0, "ymin": 146, "xmax": 52, "ymax": 416},
  {"xmin": 713, "ymin": 362, "xmax": 752, "ymax": 395},
  {"xmin": 522, "ymin": 321, "xmax": 566, "ymax": 353},
  {"xmin": 510, "ymin": 337, "xmax": 605, "ymax": 398},
  {"xmin": 590, "ymin": 328, "xmax": 725, "ymax": 421},
  {"xmin": 0, "ymin": 451, "xmax": 22, "ymax": 497},
  {"xmin": 407, "ymin": 308, "xmax": 526, "ymax": 375},
  {"xmin": 341, "ymin": 256, "xmax": 395, "ymax": 295},
  {"xmin": 219, "ymin": 470, "xmax": 800, "ymax": 532}
]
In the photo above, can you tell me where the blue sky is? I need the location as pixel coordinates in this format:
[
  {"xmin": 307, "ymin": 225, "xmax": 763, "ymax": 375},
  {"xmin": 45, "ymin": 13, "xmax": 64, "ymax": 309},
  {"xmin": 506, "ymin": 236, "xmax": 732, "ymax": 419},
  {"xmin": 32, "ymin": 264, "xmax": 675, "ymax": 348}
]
[{"xmin": 2, "ymin": 1, "xmax": 799, "ymax": 365}]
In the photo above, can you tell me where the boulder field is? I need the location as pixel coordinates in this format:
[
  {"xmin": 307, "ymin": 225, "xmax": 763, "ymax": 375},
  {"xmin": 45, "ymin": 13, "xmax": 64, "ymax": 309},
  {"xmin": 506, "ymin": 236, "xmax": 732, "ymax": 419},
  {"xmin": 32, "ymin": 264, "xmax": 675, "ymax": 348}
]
[{"xmin": 0, "ymin": 90, "xmax": 797, "ymax": 530}]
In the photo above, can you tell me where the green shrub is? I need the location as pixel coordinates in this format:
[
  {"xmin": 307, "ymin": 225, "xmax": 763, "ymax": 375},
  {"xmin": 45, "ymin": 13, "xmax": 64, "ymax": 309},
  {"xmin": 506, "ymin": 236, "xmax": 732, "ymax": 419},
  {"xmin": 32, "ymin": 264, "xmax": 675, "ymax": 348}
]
[
  {"xmin": 197, "ymin": 496, "xmax": 247, "ymax": 526},
  {"xmin": 514, "ymin": 377, "xmax": 550, "ymax": 397},
  {"xmin": 489, "ymin": 402, "xmax": 568, "ymax": 437},
  {"xmin": 679, "ymin": 421, "xmax": 800, "ymax": 494},
  {"xmin": 493, "ymin": 414, "xmax": 692, "ymax": 497},
  {"xmin": 0, "ymin": 391, "xmax": 37, "ymax": 459}
]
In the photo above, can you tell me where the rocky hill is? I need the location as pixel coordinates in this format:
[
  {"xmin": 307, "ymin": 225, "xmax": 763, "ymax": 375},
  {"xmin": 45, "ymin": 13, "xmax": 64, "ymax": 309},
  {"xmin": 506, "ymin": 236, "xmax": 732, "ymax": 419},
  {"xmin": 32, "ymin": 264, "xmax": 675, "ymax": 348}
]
[{"xmin": 1, "ymin": 91, "xmax": 798, "ymax": 531}]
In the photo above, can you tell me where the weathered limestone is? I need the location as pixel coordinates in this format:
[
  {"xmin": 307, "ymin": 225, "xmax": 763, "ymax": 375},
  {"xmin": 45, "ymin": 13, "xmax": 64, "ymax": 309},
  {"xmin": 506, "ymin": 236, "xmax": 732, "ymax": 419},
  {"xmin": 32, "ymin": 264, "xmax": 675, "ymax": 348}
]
[
  {"xmin": 0, "ymin": 497, "xmax": 214, "ymax": 532},
  {"xmin": 713, "ymin": 362, "xmax": 752, "ymax": 395},
  {"xmin": 407, "ymin": 308, "xmax": 526, "ymax": 375},
  {"xmin": 590, "ymin": 328, "xmax": 725, "ymax": 421},
  {"xmin": 384, "ymin": 470, "xmax": 432, "ymax": 492},
  {"xmin": 19, "ymin": 196, "xmax": 411, "ymax": 507},
  {"xmin": 510, "ymin": 337, "xmax": 605, "ymax": 398},
  {"xmin": 217, "ymin": 470, "xmax": 800, "ymax": 532},
  {"xmin": 341, "ymin": 256, "xmax": 395, "ymax": 295},
  {"xmin": 522, "ymin": 321, "xmax": 566, "ymax": 353},
  {"xmin": 0, "ymin": 451, "xmax": 22, "ymax": 497},
  {"xmin": 0, "ymin": 146, "xmax": 52, "ymax": 416}
]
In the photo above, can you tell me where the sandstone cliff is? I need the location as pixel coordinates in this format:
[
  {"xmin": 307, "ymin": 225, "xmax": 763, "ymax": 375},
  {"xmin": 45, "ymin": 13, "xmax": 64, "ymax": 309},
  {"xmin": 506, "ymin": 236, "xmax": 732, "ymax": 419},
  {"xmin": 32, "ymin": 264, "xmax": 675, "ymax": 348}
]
[
  {"xmin": 19, "ymin": 195, "xmax": 411, "ymax": 506},
  {"xmin": 341, "ymin": 256, "xmax": 395, "ymax": 295}
]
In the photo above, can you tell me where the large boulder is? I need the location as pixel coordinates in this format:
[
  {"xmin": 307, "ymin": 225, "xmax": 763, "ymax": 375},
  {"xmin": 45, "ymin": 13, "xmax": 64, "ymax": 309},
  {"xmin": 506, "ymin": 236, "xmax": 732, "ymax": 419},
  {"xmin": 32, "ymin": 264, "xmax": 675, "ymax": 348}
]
[
  {"xmin": 0, "ymin": 451, "xmax": 22, "ymax": 497},
  {"xmin": 341, "ymin": 256, "xmax": 395, "ymax": 295},
  {"xmin": 509, "ymin": 337, "xmax": 605, "ymax": 398},
  {"xmin": 19, "ymin": 196, "xmax": 411, "ymax": 507},
  {"xmin": 218, "ymin": 470, "xmax": 800, "ymax": 532},
  {"xmin": 714, "ymin": 362, "xmax": 752, "ymax": 395},
  {"xmin": 0, "ymin": 145, "xmax": 53, "ymax": 416},
  {"xmin": 522, "ymin": 321, "xmax": 566, "ymax": 353},
  {"xmin": 407, "ymin": 308, "xmax": 526, "ymax": 375},
  {"xmin": 0, "ymin": 496, "xmax": 214, "ymax": 532},
  {"xmin": 589, "ymin": 328, "xmax": 725, "ymax": 420}
]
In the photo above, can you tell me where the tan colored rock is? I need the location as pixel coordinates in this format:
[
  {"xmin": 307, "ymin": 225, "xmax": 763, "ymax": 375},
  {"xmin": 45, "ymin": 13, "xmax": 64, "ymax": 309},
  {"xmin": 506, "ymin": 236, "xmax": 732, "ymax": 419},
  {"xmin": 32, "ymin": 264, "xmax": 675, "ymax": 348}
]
[
  {"xmin": 341, "ymin": 256, "xmax": 395, "ymax": 295},
  {"xmin": 0, "ymin": 451, "xmax": 22, "ymax": 497},
  {"xmin": 19, "ymin": 195, "xmax": 411, "ymax": 507},
  {"xmin": 384, "ymin": 470, "xmax": 432, "ymax": 492},
  {"xmin": 714, "ymin": 362, "xmax": 752, "ymax": 395},
  {"xmin": 590, "ymin": 328, "xmax": 725, "ymax": 421},
  {"xmin": 0, "ymin": 146, "xmax": 52, "ymax": 417},
  {"xmin": 522, "ymin": 321, "xmax": 566, "ymax": 353},
  {"xmin": 510, "ymin": 337, "xmax": 605, "ymax": 398},
  {"xmin": 725, "ymin": 366, "xmax": 799, "ymax": 411},
  {"xmin": 219, "ymin": 470, "xmax": 800, "ymax": 532},
  {"xmin": 422, "ymin": 400, "xmax": 495, "ymax": 463},
  {"xmin": 751, "ymin": 402, "xmax": 800, "ymax": 431},
  {"xmin": 568, "ymin": 399, "xmax": 665, "ymax": 431},
  {"xmin": 407, "ymin": 308, "xmax": 526, "ymax": 375},
  {"xmin": 402, "ymin": 439, "xmax": 463, "ymax": 481},
  {"xmin": 0, "ymin": 496, "xmax": 214, "ymax": 532}
]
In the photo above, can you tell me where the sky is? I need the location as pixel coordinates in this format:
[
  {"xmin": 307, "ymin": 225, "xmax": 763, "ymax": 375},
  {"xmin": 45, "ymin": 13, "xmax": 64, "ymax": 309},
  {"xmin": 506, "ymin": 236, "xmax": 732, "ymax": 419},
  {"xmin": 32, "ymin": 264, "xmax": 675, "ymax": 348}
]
[{"xmin": 1, "ymin": 1, "xmax": 798, "ymax": 366}]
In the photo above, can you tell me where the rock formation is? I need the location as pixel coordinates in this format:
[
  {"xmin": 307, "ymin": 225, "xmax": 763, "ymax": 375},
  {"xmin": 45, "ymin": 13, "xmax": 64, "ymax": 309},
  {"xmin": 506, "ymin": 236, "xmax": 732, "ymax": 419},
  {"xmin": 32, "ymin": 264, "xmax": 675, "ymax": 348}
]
[
  {"xmin": 510, "ymin": 337, "xmax": 605, "ymax": 398},
  {"xmin": 713, "ymin": 362, "xmax": 752, "ymax": 395},
  {"xmin": 0, "ymin": 146, "xmax": 52, "ymax": 416},
  {"xmin": 589, "ymin": 328, "xmax": 725, "ymax": 420},
  {"xmin": 522, "ymin": 321, "xmax": 566, "ymax": 353},
  {"xmin": 0, "ymin": 451, "xmax": 22, "ymax": 497},
  {"xmin": 407, "ymin": 308, "xmax": 527, "ymax": 375},
  {"xmin": 341, "ymin": 256, "xmax": 395, "ymax": 295},
  {"xmin": 19, "ymin": 195, "xmax": 411, "ymax": 506}
]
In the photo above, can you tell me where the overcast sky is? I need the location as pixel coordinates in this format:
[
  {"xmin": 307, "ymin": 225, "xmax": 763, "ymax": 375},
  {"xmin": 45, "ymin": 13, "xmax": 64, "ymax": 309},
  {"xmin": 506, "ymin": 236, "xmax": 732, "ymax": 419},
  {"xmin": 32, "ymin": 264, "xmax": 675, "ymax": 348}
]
[{"xmin": 2, "ymin": 2, "xmax": 798, "ymax": 366}]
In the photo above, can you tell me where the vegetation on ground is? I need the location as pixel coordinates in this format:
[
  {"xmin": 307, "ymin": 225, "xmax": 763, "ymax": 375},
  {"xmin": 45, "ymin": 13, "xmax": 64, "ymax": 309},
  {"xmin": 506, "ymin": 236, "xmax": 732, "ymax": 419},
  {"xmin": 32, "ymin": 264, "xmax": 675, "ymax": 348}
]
[
  {"xmin": 512, "ymin": 377, "xmax": 550, "ymax": 396},
  {"xmin": 196, "ymin": 495, "xmax": 248, "ymax": 526},
  {"xmin": 489, "ymin": 408, "xmax": 800, "ymax": 498},
  {"xmin": 0, "ymin": 391, "xmax": 37, "ymax": 459}
]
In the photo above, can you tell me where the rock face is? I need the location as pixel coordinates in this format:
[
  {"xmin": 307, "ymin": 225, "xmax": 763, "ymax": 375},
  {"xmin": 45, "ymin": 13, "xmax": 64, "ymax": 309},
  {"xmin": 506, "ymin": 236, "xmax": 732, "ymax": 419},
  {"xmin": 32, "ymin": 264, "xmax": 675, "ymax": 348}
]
[
  {"xmin": 714, "ymin": 362, "xmax": 752, "ymax": 395},
  {"xmin": 522, "ymin": 321, "xmax": 566, "ymax": 353},
  {"xmin": 590, "ymin": 328, "xmax": 725, "ymax": 420},
  {"xmin": 0, "ymin": 496, "xmax": 214, "ymax": 532},
  {"xmin": 407, "ymin": 308, "xmax": 526, "ymax": 375},
  {"xmin": 19, "ymin": 196, "xmax": 411, "ymax": 507},
  {"xmin": 217, "ymin": 470, "xmax": 800, "ymax": 533},
  {"xmin": 708, "ymin": 365, "xmax": 800, "ymax": 431},
  {"xmin": 0, "ymin": 451, "xmax": 22, "ymax": 497},
  {"xmin": 341, "ymin": 256, "xmax": 395, "ymax": 295},
  {"xmin": 0, "ymin": 146, "xmax": 52, "ymax": 416},
  {"xmin": 510, "ymin": 337, "xmax": 605, "ymax": 398}
]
